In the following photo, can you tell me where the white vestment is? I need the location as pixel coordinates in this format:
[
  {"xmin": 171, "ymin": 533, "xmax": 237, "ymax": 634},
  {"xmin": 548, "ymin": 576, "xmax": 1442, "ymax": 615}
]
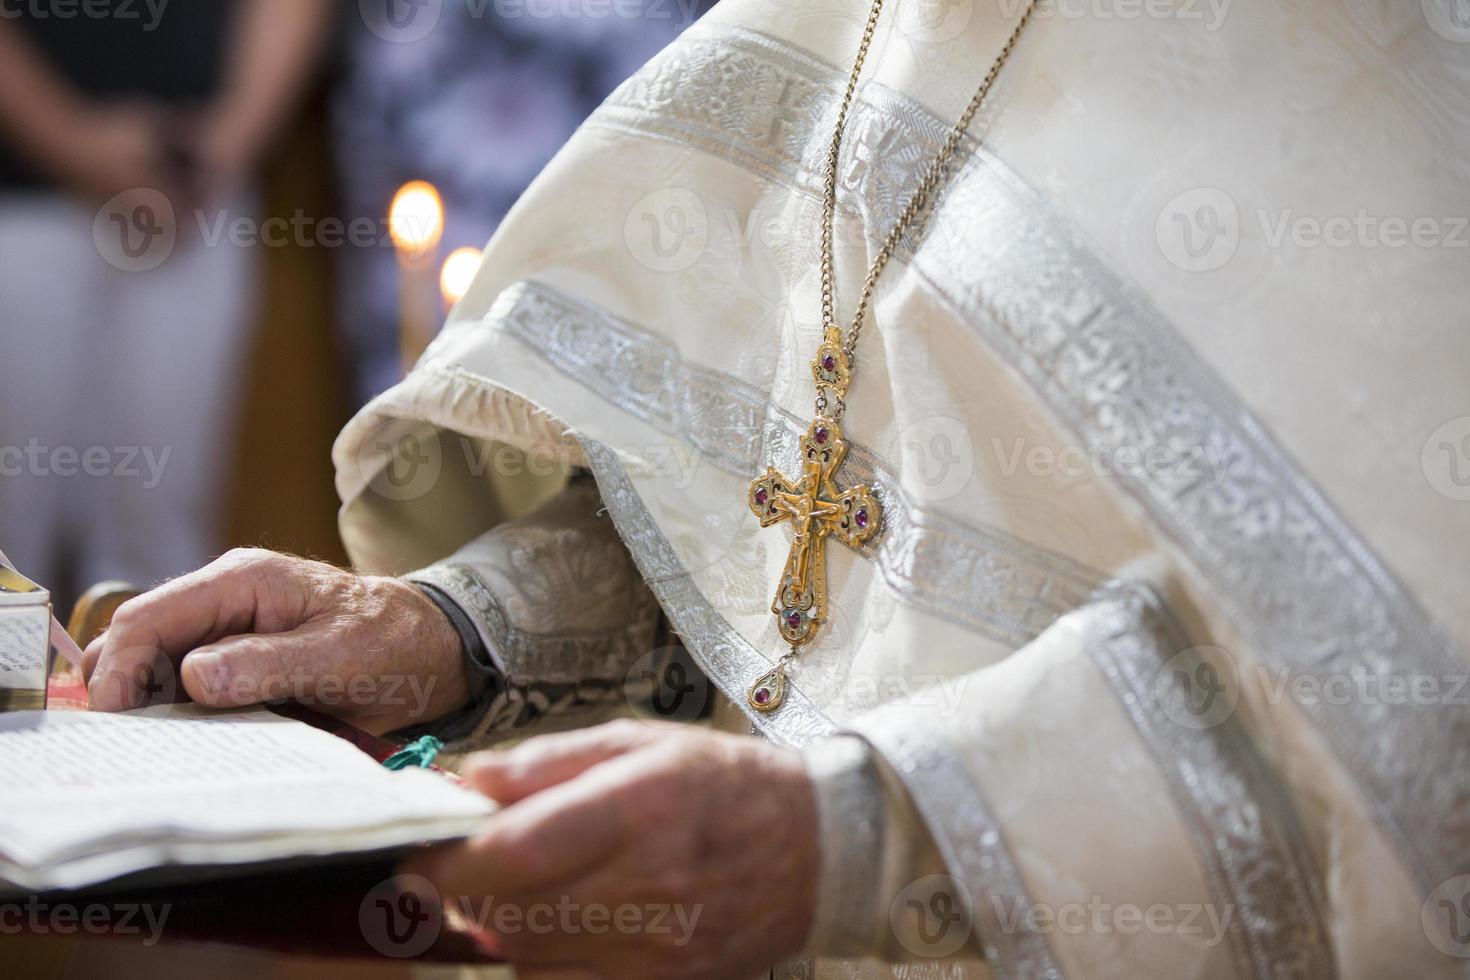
[{"xmin": 333, "ymin": 1, "xmax": 1470, "ymax": 976}]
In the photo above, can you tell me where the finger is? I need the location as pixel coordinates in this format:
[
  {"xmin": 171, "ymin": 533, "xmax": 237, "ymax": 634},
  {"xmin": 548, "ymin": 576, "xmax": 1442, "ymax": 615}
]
[
  {"xmin": 89, "ymin": 617, "xmax": 177, "ymax": 712},
  {"xmin": 461, "ymin": 861, "xmax": 677, "ymax": 968},
  {"xmin": 86, "ymin": 644, "xmax": 181, "ymax": 712},
  {"xmin": 179, "ymin": 625, "xmax": 336, "ymax": 708},
  {"xmin": 465, "ymin": 720, "xmax": 668, "ymax": 804},
  {"xmin": 81, "ymin": 631, "xmax": 106, "ymax": 684},
  {"xmin": 405, "ymin": 757, "xmax": 635, "ymax": 898},
  {"xmin": 87, "ymin": 550, "xmax": 304, "ymax": 712}
]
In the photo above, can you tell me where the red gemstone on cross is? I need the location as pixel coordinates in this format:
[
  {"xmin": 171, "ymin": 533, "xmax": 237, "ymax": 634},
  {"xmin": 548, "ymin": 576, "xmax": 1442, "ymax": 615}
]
[
  {"xmin": 822, "ymin": 354, "xmax": 836, "ymax": 372},
  {"xmin": 785, "ymin": 611, "xmax": 802, "ymax": 629},
  {"xmin": 814, "ymin": 428, "xmax": 829, "ymax": 445},
  {"xmin": 855, "ymin": 510, "xmax": 869, "ymax": 529},
  {"xmin": 755, "ymin": 488, "xmax": 768, "ymax": 506}
]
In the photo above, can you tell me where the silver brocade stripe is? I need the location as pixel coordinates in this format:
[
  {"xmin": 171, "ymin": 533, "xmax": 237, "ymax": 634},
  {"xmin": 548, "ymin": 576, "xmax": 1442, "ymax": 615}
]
[
  {"xmin": 855, "ymin": 711, "xmax": 1064, "ymax": 980},
  {"xmin": 803, "ymin": 736, "xmax": 888, "ymax": 957},
  {"xmin": 487, "ymin": 280, "xmax": 1102, "ymax": 650},
  {"xmin": 592, "ymin": 23, "xmax": 1470, "ymax": 900},
  {"xmin": 1086, "ymin": 583, "xmax": 1333, "ymax": 980},
  {"xmin": 581, "ymin": 437, "xmax": 1064, "ymax": 978}
]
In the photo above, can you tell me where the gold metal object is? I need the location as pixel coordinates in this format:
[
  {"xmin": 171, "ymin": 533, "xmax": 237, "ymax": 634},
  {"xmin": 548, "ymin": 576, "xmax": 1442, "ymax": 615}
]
[{"xmin": 746, "ymin": 0, "xmax": 1037, "ymax": 713}]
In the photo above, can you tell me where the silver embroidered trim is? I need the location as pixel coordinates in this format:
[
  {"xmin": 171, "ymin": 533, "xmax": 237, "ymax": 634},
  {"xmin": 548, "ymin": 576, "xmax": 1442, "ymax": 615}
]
[
  {"xmin": 772, "ymin": 960, "xmax": 816, "ymax": 980},
  {"xmin": 803, "ymin": 735, "xmax": 887, "ymax": 956},
  {"xmin": 1084, "ymin": 583, "xmax": 1334, "ymax": 980},
  {"xmin": 591, "ymin": 21, "xmax": 1470, "ymax": 897},
  {"xmin": 486, "ymin": 280, "xmax": 1102, "ymax": 649},
  {"xmin": 409, "ymin": 563, "xmax": 656, "ymax": 685},
  {"xmin": 855, "ymin": 712, "xmax": 1064, "ymax": 980}
]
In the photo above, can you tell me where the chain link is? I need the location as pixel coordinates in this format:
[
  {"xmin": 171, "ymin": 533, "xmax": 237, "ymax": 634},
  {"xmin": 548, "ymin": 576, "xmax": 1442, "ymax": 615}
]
[
  {"xmin": 819, "ymin": 0, "xmax": 887, "ymax": 338},
  {"xmin": 820, "ymin": 0, "xmax": 1038, "ymax": 368}
]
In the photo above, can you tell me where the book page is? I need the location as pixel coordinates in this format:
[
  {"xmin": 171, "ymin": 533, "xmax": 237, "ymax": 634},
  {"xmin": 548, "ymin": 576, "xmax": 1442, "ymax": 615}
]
[
  {"xmin": 0, "ymin": 607, "xmax": 47, "ymax": 680},
  {"xmin": 0, "ymin": 706, "xmax": 493, "ymax": 892}
]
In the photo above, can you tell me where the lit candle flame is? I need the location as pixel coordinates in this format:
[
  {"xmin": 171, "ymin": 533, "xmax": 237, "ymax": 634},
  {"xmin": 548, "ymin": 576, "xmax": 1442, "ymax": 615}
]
[
  {"xmin": 389, "ymin": 181, "xmax": 444, "ymax": 258},
  {"xmin": 440, "ymin": 246, "xmax": 483, "ymax": 307}
]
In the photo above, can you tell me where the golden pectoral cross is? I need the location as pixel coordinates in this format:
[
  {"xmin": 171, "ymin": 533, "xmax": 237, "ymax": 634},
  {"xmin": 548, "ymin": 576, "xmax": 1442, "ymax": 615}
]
[{"xmin": 746, "ymin": 405, "xmax": 881, "ymax": 712}]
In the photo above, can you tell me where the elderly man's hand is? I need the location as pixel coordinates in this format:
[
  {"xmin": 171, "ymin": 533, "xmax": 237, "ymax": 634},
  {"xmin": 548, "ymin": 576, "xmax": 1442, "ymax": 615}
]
[
  {"xmin": 81, "ymin": 549, "xmax": 468, "ymax": 733},
  {"xmin": 401, "ymin": 720, "xmax": 820, "ymax": 980}
]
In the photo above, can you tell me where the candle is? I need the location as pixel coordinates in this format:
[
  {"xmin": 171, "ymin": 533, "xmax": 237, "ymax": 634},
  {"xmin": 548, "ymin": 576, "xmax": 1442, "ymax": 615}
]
[
  {"xmin": 388, "ymin": 181, "xmax": 445, "ymax": 371},
  {"xmin": 440, "ymin": 246, "xmax": 483, "ymax": 311}
]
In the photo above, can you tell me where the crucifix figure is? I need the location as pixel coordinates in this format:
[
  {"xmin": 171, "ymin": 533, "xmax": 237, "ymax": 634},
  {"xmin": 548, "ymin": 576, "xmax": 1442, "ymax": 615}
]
[{"xmin": 745, "ymin": 329, "xmax": 882, "ymax": 712}]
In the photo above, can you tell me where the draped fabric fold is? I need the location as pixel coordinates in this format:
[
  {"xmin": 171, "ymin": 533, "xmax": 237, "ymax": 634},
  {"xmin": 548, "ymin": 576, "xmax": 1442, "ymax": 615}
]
[{"xmin": 333, "ymin": 2, "xmax": 1469, "ymax": 975}]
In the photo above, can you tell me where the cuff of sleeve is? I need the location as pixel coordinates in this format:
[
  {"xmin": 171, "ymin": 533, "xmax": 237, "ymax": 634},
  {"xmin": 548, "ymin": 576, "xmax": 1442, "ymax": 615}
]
[
  {"xmin": 407, "ymin": 565, "xmax": 507, "ymax": 673},
  {"xmin": 404, "ymin": 581, "xmax": 504, "ymax": 743},
  {"xmin": 801, "ymin": 734, "xmax": 888, "ymax": 957}
]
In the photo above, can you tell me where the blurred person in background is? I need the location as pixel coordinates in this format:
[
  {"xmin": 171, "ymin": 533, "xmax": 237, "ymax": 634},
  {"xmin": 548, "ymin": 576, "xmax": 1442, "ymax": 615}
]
[
  {"xmin": 334, "ymin": 0, "xmax": 714, "ymax": 403},
  {"xmin": 0, "ymin": 0, "xmax": 335, "ymax": 601}
]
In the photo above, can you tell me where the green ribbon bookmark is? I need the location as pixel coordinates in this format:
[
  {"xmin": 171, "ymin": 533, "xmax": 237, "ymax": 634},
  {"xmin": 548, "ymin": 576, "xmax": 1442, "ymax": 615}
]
[{"xmin": 382, "ymin": 735, "xmax": 443, "ymax": 771}]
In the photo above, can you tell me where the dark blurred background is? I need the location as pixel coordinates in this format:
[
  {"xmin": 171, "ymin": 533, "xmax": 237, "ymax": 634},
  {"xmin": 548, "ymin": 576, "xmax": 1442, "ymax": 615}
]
[{"xmin": 0, "ymin": 0, "xmax": 712, "ymax": 610}]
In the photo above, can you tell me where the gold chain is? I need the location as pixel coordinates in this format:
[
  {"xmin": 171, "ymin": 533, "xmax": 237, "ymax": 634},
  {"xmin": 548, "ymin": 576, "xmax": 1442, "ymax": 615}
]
[
  {"xmin": 743, "ymin": 1, "xmax": 1038, "ymax": 716},
  {"xmin": 818, "ymin": 0, "xmax": 1038, "ymax": 379}
]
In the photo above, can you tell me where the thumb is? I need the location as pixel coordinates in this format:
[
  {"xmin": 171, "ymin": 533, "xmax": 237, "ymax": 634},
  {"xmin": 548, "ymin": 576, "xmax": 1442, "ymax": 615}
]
[{"xmin": 466, "ymin": 720, "xmax": 670, "ymax": 804}]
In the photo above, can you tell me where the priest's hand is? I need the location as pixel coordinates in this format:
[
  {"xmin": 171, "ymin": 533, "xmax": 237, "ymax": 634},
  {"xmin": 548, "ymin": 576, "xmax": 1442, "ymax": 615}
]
[
  {"xmin": 81, "ymin": 549, "xmax": 469, "ymax": 734},
  {"xmin": 401, "ymin": 720, "xmax": 820, "ymax": 980}
]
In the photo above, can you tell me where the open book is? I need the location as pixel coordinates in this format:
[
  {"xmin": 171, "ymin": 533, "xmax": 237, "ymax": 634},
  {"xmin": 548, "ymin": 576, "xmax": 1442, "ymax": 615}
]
[{"xmin": 0, "ymin": 705, "xmax": 494, "ymax": 895}]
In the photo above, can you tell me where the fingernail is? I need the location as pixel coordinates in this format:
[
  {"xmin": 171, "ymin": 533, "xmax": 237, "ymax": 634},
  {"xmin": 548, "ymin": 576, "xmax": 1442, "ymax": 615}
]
[
  {"xmin": 187, "ymin": 652, "xmax": 227, "ymax": 698},
  {"xmin": 91, "ymin": 668, "xmax": 141, "ymax": 712}
]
